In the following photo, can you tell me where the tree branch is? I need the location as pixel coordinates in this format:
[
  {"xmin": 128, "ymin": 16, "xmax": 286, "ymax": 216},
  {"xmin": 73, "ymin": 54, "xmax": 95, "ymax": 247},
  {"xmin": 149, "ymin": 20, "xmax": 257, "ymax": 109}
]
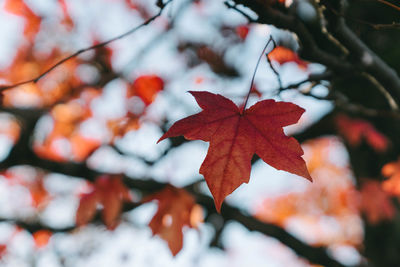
[
  {"xmin": 230, "ymin": 1, "xmax": 354, "ymax": 73},
  {"xmin": 320, "ymin": 0, "xmax": 400, "ymax": 105}
]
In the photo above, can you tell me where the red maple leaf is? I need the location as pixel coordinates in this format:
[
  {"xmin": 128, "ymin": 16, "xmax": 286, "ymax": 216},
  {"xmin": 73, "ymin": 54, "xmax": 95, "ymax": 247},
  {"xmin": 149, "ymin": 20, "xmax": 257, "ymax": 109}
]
[
  {"xmin": 158, "ymin": 91, "xmax": 311, "ymax": 211},
  {"xmin": 145, "ymin": 185, "xmax": 203, "ymax": 256}
]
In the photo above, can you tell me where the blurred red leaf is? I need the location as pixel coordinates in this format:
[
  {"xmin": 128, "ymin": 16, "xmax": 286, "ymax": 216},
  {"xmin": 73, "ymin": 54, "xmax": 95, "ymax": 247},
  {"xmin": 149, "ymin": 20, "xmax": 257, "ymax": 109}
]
[
  {"xmin": 360, "ymin": 179, "xmax": 395, "ymax": 224},
  {"xmin": 96, "ymin": 176, "xmax": 132, "ymax": 229},
  {"xmin": 145, "ymin": 185, "xmax": 203, "ymax": 256},
  {"xmin": 58, "ymin": 0, "xmax": 74, "ymax": 29},
  {"xmin": 76, "ymin": 176, "xmax": 131, "ymax": 229},
  {"xmin": 335, "ymin": 114, "xmax": 388, "ymax": 152},
  {"xmin": 236, "ymin": 25, "xmax": 250, "ymax": 40},
  {"xmin": 158, "ymin": 91, "xmax": 311, "ymax": 211},
  {"xmin": 250, "ymin": 85, "xmax": 262, "ymax": 98},
  {"xmin": 0, "ymin": 244, "xmax": 6, "ymax": 259},
  {"xmin": 76, "ymin": 191, "xmax": 99, "ymax": 227},
  {"xmin": 125, "ymin": 0, "xmax": 139, "ymax": 10}
]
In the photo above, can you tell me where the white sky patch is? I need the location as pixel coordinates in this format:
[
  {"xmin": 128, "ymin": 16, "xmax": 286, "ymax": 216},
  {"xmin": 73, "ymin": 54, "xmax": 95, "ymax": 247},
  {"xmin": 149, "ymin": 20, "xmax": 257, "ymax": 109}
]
[
  {"xmin": 115, "ymin": 123, "xmax": 167, "ymax": 161},
  {"xmin": 91, "ymin": 79, "xmax": 127, "ymax": 119},
  {"xmin": 39, "ymin": 197, "xmax": 76, "ymax": 228},
  {"xmin": 222, "ymin": 222, "xmax": 308, "ymax": 267},
  {"xmin": 150, "ymin": 142, "xmax": 207, "ymax": 186},
  {"xmin": 88, "ymin": 146, "xmax": 127, "ymax": 173},
  {"xmin": 79, "ymin": 118, "xmax": 111, "ymax": 142},
  {"xmin": 228, "ymin": 160, "xmax": 311, "ymax": 211}
]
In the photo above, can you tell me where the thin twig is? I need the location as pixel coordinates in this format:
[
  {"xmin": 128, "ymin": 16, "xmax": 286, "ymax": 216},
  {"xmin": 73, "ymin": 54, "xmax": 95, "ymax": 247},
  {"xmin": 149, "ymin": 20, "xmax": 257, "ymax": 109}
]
[
  {"xmin": 326, "ymin": 3, "xmax": 400, "ymax": 30},
  {"xmin": 372, "ymin": 22, "xmax": 400, "ymax": 29},
  {"xmin": 361, "ymin": 72, "xmax": 399, "ymax": 110},
  {"xmin": 241, "ymin": 36, "xmax": 276, "ymax": 113},
  {"xmin": 313, "ymin": 0, "xmax": 349, "ymax": 55},
  {"xmin": 277, "ymin": 71, "xmax": 332, "ymax": 92},
  {"xmin": 266, "ymin": 38, "xmax": 283, "ymax": 89},
  {"xmin": 0, "ymin": 0, "xmax": 174, "ymax": 92}
]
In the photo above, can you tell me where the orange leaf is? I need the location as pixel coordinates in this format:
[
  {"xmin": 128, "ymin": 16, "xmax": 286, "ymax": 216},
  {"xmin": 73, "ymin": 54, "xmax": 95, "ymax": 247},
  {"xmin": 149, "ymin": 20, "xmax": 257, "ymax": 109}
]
[
  {"xmin": 129, "ymin": 75, "xmax": 164, "ymax": 105},
  {"xmin": 4, "ymin": 0, "xmax": 41, "ymax": 40},
  {"xmin": 0, "ymin": 47, "xmax": 79, "ymax": 107},
  {"xmin": 146, "ymin": 185, "xmax": 202, "ymax": 256},
  {"xmin": 33, "ymin": 141, "xmax": 66, "ymax": 162},
  {"xmin": 158, "ymin": 91, "xmax": 311, "ymax": 211},
  {"xmin": 268, "ymin": 46, "xmax": 308, "ymax": 69},
  {"xmin": 28, "ymin": 178, "xmax": 50, "ymax": 208},
  {"xmin": 70, "ymin": 134, "xmax": 101, "ymax": 162},
  {"xmin": 32, "ymin": 230, "xmax": 52, "ymax": 248},
  {"xmin": 382, "ymin": 159, "xmax": 400, "ymax": 196}
]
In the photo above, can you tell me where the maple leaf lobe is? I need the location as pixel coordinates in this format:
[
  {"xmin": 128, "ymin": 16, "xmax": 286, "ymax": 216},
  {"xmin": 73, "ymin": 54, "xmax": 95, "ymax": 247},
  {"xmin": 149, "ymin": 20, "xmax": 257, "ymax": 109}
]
[{"xmin": 158, "ymin": 91, "xmax": 311, "ymax": 211}]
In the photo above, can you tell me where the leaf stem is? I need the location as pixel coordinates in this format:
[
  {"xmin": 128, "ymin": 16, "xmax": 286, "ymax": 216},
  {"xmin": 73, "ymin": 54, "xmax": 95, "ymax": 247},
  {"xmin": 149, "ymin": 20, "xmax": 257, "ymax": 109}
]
[{"xmin": 241, "ymin": 36, "xmax": 276, "ymax": 113}]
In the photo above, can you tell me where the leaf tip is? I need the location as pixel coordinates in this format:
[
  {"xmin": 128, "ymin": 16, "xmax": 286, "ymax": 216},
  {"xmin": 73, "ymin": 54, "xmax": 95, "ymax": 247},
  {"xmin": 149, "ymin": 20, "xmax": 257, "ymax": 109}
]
[
  {"xmin": 156, "ymin": 136, "xmax": 164, "ymax": 144},
  {"xmin": 214, "ymin": 198, "xmax": 223, "ymax": 213},
  {"xmin": 157, "ymin": 132, "xmax": 169, "ymax": 144},
  {"xmin": 302, "ymin": 170, "xmax": 313, "ymax": 182}
]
